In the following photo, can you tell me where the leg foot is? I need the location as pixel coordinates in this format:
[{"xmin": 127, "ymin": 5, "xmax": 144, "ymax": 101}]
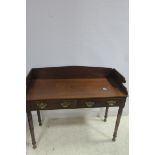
[
  {"xmin": 112, "ymin": 137, "xmax": 116, "ymax": 142},
  {"xmin": 33, "ymin": 144, "xmax": 37, "ymax": 149}
]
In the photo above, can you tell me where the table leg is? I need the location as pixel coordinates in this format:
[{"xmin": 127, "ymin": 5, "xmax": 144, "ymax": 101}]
[
  {"xmin": 37, "ymin": 110, "xmax": 42, "ymax": 126},
  {"xmin": 112, "ymin": 106, "xmax": 123, "ymax": 141},
  {"xmin": 27, "ymin": 111, "xmax": 37, "ymax": 149},
  {"xmin": 104, "ymin": 107, "xmax": 109, "ymax": 122}
]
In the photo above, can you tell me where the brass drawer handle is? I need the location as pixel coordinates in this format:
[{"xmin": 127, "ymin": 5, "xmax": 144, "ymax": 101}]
[
  {"xmin": 60, "ymin": 102, "xmax": 71, "ymax": 108},
  {"xmin": 85, "ymin": 101, "xmax": 95, "ymax": 107},
  {"xmin": 107, "ymin": 100, "xmax": 116, "ymax": 106},
  {"xmin": 37, "ymin": 102, "xmax": 47, "ymax": 109}
]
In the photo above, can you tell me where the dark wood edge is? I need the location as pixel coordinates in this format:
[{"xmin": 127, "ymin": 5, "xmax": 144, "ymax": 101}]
[
  {"xmin": 31, "ymin": 66, "xmax": 112, "ymax": 70},
  {"xmin": 30, "ymin": 66, "xmax": 113, "ymax": 79},
  {"xmin": 26, "ymin": 69, "xmax": 34, "ymax": 94},
  {"xmin": 109, "ymin": 69, "xmax": 126, "ymax": 83},
  {"xmin": 108, "ymin": 69, "xmax": 128, "ymax": 96}
]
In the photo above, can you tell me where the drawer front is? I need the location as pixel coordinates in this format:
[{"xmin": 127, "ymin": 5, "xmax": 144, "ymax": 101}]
[
  {"xmin": 77, "ymin": 98, "xmax": 125, "ymax": 108},
  {"xmin": 29, "ymin": 100, "xmax": 77, "ymax": 110}
]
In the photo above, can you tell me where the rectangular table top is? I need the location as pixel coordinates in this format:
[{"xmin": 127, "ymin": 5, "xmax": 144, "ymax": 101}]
[{"xmin": 27, "ymin": 78, "xmax": 126, "ymax": 101}]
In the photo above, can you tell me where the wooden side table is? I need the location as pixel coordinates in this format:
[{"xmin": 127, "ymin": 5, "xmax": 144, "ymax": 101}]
[{"xmin": 26, "ymin": 66, "xmax": 128, "ymax": 149}]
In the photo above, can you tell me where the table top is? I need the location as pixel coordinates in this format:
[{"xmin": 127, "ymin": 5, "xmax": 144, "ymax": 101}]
[
  {"xmin": 26, "ymin": 66, "xmax": 128, "ymax": 101},
  {"xmin": 27, "ymin": 78, "xmax": 126, "ymax": 101}
]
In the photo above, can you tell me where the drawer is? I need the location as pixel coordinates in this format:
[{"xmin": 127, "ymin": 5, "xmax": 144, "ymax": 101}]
[
  {"xmin": 29, "ymin": 100, "xmax": 77, "ymax": 110},
  {"xmin": 77, "ymin": 98, "xmax": 125, "ymax": 108}
]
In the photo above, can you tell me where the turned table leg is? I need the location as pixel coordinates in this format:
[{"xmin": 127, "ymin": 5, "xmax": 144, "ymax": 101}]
[
  {"xmin": 104, "ymin": 107, "xmax": 109, "ymax": 122},
  {"xmin": 112, "ymin": 106, "xmax": 123, "ymax": 141},
  {"xmin": 27, "ymin": 111, "xmax": 37, "ymax": 149},
  {"xmin": 37, "ymin": 110, "xmax": 42, "ymax": 126}
]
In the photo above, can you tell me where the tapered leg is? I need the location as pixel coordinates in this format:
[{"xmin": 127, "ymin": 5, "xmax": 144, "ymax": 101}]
[
  {"xmin": 104, "ymin": 107, "xmax": 109, "ymax": 122},
  {"xmin": 37, "ymin": 110, "xmax": 42, "ymax": 126},
  {"xmin": 112, "ymin": 106, "xmax": 123, "ymax": 141},
  {"xmin": 27, "ymin": 111, "xmax": 37, "ymax": 149}
]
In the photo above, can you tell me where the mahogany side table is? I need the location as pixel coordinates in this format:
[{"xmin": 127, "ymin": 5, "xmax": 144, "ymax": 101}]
[{"xmin": 26, "ymin": 66, "xmax": 128, "ymax": 149}]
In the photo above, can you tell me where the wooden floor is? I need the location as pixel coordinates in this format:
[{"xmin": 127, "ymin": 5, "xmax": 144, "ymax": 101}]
[{"xmin": 27, "ymin": 78, "xmax": 125, "ymax": 100}]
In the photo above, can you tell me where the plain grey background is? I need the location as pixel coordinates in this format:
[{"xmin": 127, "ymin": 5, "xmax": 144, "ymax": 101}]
[{"xmin": 26, "ymin": 0, "xmax": 128, "ymax": 116}]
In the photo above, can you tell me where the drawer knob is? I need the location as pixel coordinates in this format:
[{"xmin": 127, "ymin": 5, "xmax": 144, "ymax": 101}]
[
  {"xmin": 37, "ymin": 102, "xmax": 47, "ymax": 109},
  {"xmin": 85, "ymin": 101, "xmax": 95, "ymax": 107},
  {"xmin": 60, "ymin": 102, "xmax": 71, "ymax": 108},
  {"xmin": 107, "ymin": 100, "xmax": 116, "ymax": 106}
]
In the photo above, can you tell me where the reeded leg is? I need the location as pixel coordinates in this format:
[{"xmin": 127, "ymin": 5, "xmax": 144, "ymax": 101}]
[
  {"xmin": 104, "ymin": 107, "xmax": 109, "ymax": 122},
  {"xmin": 112, "ymin": 106, "xmax": 123, "ymax": 141},
  {"xmin": 27, "ymin": 111, "xmax": 37, "ymax": 149},
  {"xmin": 37, "ymin": 110, "xmax": 42, "ymax": 126}
]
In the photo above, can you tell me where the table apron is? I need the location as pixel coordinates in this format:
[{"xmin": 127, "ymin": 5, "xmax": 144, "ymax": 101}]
[{"xmin": 26, "ymin": 98, "xmax": 126, "ymax": 111}]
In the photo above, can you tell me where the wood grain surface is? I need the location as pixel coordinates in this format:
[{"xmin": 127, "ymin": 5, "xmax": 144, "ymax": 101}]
[{"xmin": 27, "ymin": 78, "xmax": 126, "ymax": 101}]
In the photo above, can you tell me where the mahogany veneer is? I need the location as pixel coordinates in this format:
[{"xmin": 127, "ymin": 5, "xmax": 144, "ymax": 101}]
[{"xmin": 26, "ymin": 66, "xmax": 128, "ymax": 149}]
